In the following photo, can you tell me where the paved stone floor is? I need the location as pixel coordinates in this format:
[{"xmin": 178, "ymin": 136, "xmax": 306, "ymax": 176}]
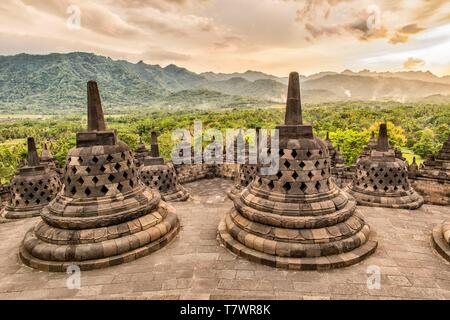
[{"xmin": 0, "ymin": 178, "xmax": 449, "ymax": 300}]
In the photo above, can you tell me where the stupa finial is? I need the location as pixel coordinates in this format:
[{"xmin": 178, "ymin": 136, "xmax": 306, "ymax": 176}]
[
  {"xmin": 150, "ymin": 131, "xmax": 160, "ymax": 158},
  {"xmin": 284, "ymin": 72, "xmax": 302, "ymax": 125},
  {"xmin": 27, "ymin": 137, "xmax": 40, "ymax": 167},
  {"xmin": 376, "ymin": 123, "xmax": 390, "ymax": 152},
  {"xmin": 87, "ymin": 81, "xmax": 106, "ymax": 132}
]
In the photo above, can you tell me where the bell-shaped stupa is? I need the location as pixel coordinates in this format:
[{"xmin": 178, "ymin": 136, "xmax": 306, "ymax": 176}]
[
  {"xmin": 218, "ymin": 72, "xmax": 377, "ymax": 270},
  {"xmin": 360, "ymin": 131, "xmax": 377, "ymax": 158},
  {"xmin": 419, "ymin": 133, "xmax": 450, "ymax": 180},
  {"xmin": 346, "ymin": 124, "xmax": 423, "ymax": 209},
  {"xmin": 19, "ymin": 81, "xmax": 180, "ymax": 271},
  {"xmin": 1, "ymin": 138, "xmax": 61, "ymax": 219},
  {"xmin": 40, "ymin": 142, "xmax": 58, "ymax": 171},
  {"xmin": 134, "ymin": 137, "xmax": 149, "ymax": 167},
  {"xmin": 408, "ymin": 133, "xmax": 450, "ymax": 205},
  {"xmin": 140, "ymin": 132, "xmax": 189, "ymax": 202},
  {"xmin": 325, "ymin": 132, "xmax": 345, "ymax": 168},
  {"xmin": 227, "ymin": 129, "xmax": 259, "ymax": 201}
]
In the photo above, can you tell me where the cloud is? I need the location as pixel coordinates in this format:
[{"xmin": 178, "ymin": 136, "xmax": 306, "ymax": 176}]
[
  {"xmin": 389, "ymin": 23, "xmax": 426, "ymax": 44},
  {"xmin": 403, "ymin": 57, "xmax": 425, "ymax": 69},
  {"xmin": 295, "ymin": 0, "xmax": 389, "ymax": 42}
]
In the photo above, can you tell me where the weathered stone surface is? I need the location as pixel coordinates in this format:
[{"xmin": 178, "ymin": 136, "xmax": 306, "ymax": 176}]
[
  {"xmin": 139, "ymin": 132, "xmax": 189, "ymax": 202},
  {"xmin": 1, "ymin": 138, "xmax": 61, "ymax": 220},
  {"xmin": 346, "ymin": 124, "xmax": 423, "ymax": 209},
  {"xmin": 409, "ymin": 134, "xmax": 450, "ymax": 206},
  {"xmin": 19, "ymin": 82, "xmax": 180, "ymax": 271},
  {"xmin": 432, "ymin": 219, "xmax": 450, "ymax": 262},
  {"xmin": 219, "ymin": 72, "xmax": 377, "ymax": 270},
  {"xmin": 1, "ymin": 179, "xmax": 448, "ymax": 300}
]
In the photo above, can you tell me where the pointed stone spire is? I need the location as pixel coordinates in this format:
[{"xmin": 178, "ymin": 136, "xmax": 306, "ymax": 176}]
[
  {"xmin": 376, "ymin": 123, "xmax": 390, "ymax": 152},
  {"xmin": 27, "ymin": 137, "xmax": 40, "ymax": 167},
  {"xmin": 284, "ymin": 72, "xmax": 302, "ymax": 125},
  {"xmin": 41, "ymin": 142, "xmax": 54, "ymax": 161},
  {"xmin": 150, "ymin": 131, "xmax": 160, "ymax": 158},
  {"xmin": 87, "ymin": 81, "xmax": 106, "ymax": 132}
]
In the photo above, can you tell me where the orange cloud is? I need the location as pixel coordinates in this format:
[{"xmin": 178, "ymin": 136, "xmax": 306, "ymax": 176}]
[
  {"xmin": 403, "ymin": 58, "xmax": 425, "ymax": 70},
  {"xmin": 389, "ymin": 23, "xmax": 426, "ymax": 44}
]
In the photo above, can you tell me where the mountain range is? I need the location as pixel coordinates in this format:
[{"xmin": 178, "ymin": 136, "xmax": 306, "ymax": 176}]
[{"xmin": 0, "ymin": 52, "xmax": 449, "ymax": 114}]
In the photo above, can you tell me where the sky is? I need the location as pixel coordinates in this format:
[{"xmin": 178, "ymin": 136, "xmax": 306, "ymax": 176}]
[{"xmin": 0, "ymin": 0, "xmax": 449, "ymax": 76}]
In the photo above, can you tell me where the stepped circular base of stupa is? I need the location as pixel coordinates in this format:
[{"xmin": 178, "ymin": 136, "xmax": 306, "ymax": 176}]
[
  {"xmin": 218, "ymin": 186, "xmax": 378, "ymax": 270},
  {"xmin": 19, "ymin": 190, "xmax": 180, "ymax": 272},
  {"xmin": 226, "ymin": 185, "xmax": 242, "ymax": 201},
  {"xmin": 431, "ymin": 220, "xmax": 450, "ymax": 262},
  {"xmin": 345, "ymin": 186, "xmax": 424, "ymax": 210},
  {"xmin": 1, "ymin": 205, "xmax": 43, "ymax": 219},
  {"xmin": 218, "ymin": 213, "xmax": 377, "ymax": 270},
  {"xmin": 162, "ymin": 186, "xmax": 190, "ymax": 202}
]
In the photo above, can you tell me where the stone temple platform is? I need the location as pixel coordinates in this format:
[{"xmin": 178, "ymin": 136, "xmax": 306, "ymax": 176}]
[{"xmin": 0, "ymin": 178, "xmax": 448, "ymax": 300}]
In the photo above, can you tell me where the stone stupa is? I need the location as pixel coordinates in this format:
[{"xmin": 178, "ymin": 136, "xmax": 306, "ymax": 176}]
[
  {"xmin": 227, "ymin": 129, "xmax": 259, "ymax": 201},
  {"xmin": 218, "ymin": 72, "xmax": 378, "ymax": 270},
  {"xmin": 346, "ymin": 124, "xmax": 424, "ymax": 209},
  {"xmin": 140, "ymin": 132, "xmax": 189, "ymax": 202},
  {"xmin": 325, "ymin": 132, "xmax": 345, "ymax": 168},
  {"xmin": 1, "ymin": 138, "xmax": 61, "ymax": 219},
  {"xmin": 40, "ymin": 142, "xmax": 58, "ymax": 171},
  {"xmin": 20, "ymin": 81, "xmax": 180, "ymax": 271},
  {"xmin": 409, "ymin": 133, "xmax": 450, "ymax": 205},
  {"xmin": 134, "ymin": 137, "xmax": 149, "ymax": 167},
  {"xmin": 360, "ymin": 131, "xmax": 377, "ymax": 158}
]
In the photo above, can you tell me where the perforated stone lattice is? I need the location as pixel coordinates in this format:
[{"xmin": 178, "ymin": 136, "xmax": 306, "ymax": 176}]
[
  {"xmin": 63, "ymin": 149, "xmax": 138, "ymax": 198},
  {"xmin": 237, "ymin": 164, "xmax": 258, "ymax": 188},
  {"xmin": 140, "ymin": 165, "xmax": 179, "ymax": 193},
  {"xmin": 352, "ymin": 163, "xmax": 410, "ymax": 194},
  {"xmin": 10, "ymin": 173, "xmax": 61, "ymax": 208},
  {"xmin": 253, "ymin": 148, "xmax": 332, "ymax": 195}
]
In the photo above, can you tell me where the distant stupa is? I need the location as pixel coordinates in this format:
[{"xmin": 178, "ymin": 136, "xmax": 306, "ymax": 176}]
[
  {"xmin": 1, "ymin": 137, "xmax": 61, "ymax": 219},
  {"xmin": 140, "ymin": 132, "xmax": 190, "ymax": 202},
  {"xmin": 346, "ymin": 124, "xmax": 423, "ymax": 209}
]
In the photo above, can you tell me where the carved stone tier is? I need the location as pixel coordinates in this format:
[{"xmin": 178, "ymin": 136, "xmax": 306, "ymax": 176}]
[
  {"xmin": 219, "ymin": 72, "xmax": 377, "ymax": 270},
  {"xmin": 1, "ymin": 138, "xmax": 61, "ymax": 219},
  {"xmin": 346, "ymin": 125, "xmax": 423, "ymax": 209},
  {"xmin": 19, "ymin": 81, "xmax": 180, "ymax": 271},
  {"xmin": 432, "ymin": 219, "xmax": 450, "ymax": 262}
]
